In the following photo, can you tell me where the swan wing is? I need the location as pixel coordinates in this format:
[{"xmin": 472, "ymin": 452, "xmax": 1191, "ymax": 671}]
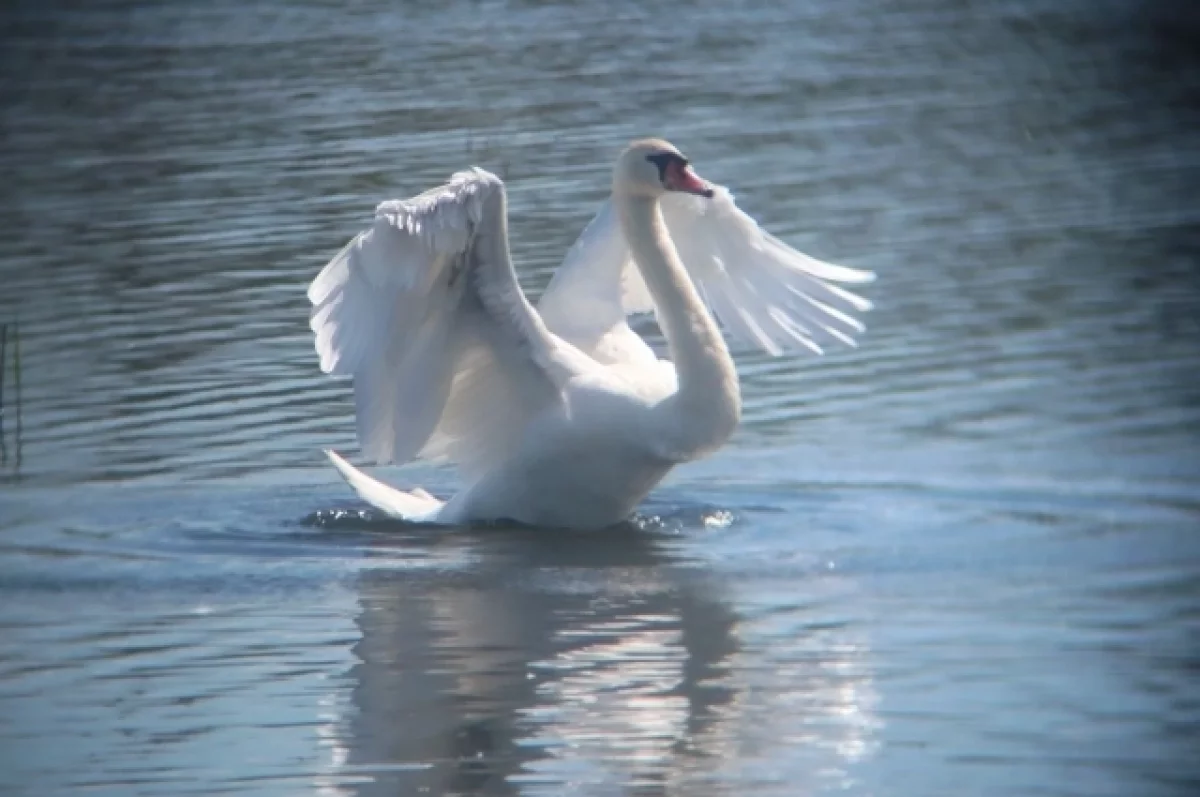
[
  {"xmin": 416, "ymin": 299, "xmax": 564, "ymax": 481},
  {"xmin": 652, "ymin": 187, "xmax": 875, "ymax": 355},
  {"xmin": 309, "ymin": 168, "xmax": 568, "ymax": 471},
  {"xmin": 543, "ymin": 187, "xmax": 873, "ymax": 359},
  {"xmin": 537, "ymin": 202, "xmax": 659, "ymax": 368}
]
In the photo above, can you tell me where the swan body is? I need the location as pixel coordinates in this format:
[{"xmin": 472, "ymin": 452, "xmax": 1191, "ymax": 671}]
[{"xmin": 309, "ymin": 139, "xmax": 874, "ymax": 529}]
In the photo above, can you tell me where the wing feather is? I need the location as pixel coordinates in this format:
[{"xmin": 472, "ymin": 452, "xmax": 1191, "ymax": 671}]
[
  {"xmin": 542, "ymin": 185, "xmax": 873, "ymax": 360},
  {"xmin": 308, "ymin": 168, "xmax": 560, "ymax": 471},
  {"xmin": 538, "ymin": 202, "xmax": 658, "ymax": 366},
  {"xmin": 417, "ymin": 298, "xmax": 551, "ymax": 480},
  {"xmin": 654, "ymin": 186, "xmax": 874, "ymax": 354}
]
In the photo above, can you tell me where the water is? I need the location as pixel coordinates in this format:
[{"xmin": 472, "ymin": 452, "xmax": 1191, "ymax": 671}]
[{"xmin": 1, "ymin": 0, "xmax": 1199, "ymax": 794}]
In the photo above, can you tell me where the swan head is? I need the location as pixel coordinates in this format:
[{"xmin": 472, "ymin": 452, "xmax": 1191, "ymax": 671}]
[{"xmin": 614, "ymin": 138, "xmax": 714, "ymax": 200}]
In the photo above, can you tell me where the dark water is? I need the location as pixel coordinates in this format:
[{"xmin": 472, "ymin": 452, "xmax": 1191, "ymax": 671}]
[{"xmin": 2, "ymin": 0, "xmax": 1199, "ymax": 794}]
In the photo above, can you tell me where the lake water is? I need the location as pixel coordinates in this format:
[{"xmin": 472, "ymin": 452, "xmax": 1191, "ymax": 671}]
[{"xmin": 1, "ymin": 0, "xmax": 1199, "ymax": 794}]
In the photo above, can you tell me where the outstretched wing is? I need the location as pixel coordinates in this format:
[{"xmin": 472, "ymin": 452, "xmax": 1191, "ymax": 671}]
[
  {"xmin": 308, "ymin": 168, "xmax": 567, "ymax": 472},
  {"xmin": 541, "ymin": 186, "xmax": 874, "ymax": 359},
  {"xmin": 309, "ymin": 170, "xmax": 489, "ymax": 379},
  {"xmin": 655, "ymin": 187, "xmax": 874, "ymax": 355}
]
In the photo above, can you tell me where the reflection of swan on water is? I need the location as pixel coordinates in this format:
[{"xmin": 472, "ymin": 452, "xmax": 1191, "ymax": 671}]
[
  {"xmin": 309, "ymin": 139, "xmax": 873, "ymax": 529},
  {"xmin": 312, "ymin": 525, "xmax": 879, "ymax": 795}
]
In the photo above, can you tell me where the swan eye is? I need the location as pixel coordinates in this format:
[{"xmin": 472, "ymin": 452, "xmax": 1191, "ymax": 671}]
[{"xmin": 646, "ymin": 152, "xmax": 688, "ymax": 183}]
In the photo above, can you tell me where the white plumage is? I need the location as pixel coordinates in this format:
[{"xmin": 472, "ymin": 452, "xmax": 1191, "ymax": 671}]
[{"xmin": 309, "ymin": 140, "xmax": 874, "ymax": 529}]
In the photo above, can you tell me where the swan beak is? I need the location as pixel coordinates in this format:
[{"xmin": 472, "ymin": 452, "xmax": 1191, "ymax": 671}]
[{"xmin": 667, "ymin": 163, "xmax": 715, "ymax": 198}]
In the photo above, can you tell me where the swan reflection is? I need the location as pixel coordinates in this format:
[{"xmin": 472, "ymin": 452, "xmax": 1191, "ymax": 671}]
[{"xmin": 318, "ymin": 521, "xmax": 878, "ymax": 795}]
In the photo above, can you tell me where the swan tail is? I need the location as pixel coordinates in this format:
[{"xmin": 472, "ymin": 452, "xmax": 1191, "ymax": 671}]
[{"xmin": 324, "ymin": 450, "xmax": 444, "ymax": 522}]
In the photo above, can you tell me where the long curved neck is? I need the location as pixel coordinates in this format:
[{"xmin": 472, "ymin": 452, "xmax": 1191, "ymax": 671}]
[{"xmin": 616, "ymin": 193, "xmax": 740, "ymax": 451}]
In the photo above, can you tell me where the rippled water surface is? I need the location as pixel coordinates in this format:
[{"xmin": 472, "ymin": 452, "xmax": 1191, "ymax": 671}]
[{"xmin": 2, "ymin": 1, "xmax": 1199, "ymax": 794}]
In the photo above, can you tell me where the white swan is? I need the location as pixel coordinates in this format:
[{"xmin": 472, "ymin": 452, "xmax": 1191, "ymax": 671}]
[{"xmin": 308, "ymin": 139, "xmax": 874, "ymax": 529}]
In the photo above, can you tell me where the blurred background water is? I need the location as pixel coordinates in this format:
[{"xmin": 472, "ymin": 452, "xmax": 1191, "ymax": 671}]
[{"xmin": 1, "ymin": 0, "xmax": 1199, "ymax": 794}]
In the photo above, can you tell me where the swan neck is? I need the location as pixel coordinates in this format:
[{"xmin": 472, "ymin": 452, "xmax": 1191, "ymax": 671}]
[{"xmin": 616, "ymin": 193, "xmax": 740, "ymax": 450}]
